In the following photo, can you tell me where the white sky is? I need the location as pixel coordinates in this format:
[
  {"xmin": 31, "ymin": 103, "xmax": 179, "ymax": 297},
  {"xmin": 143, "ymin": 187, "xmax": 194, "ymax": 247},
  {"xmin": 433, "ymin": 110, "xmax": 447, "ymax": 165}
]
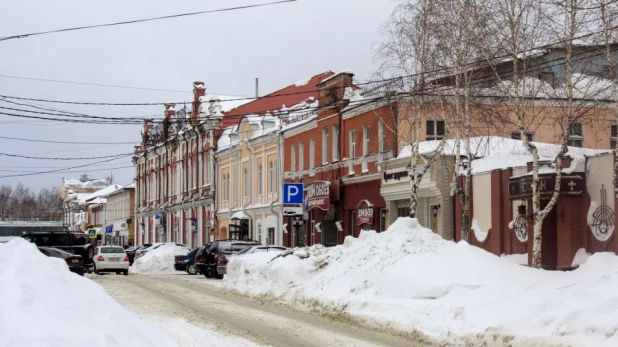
[{"xmin": 0, "ymin": 0, "xmax": 396, "ymax": 192}]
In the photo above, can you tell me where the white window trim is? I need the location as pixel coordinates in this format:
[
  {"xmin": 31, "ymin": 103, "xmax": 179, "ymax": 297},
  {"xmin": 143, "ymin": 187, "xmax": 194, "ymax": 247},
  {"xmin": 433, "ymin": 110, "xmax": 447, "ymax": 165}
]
[
  {"xmin": 291, "ymin": 145, "xmax": 296, "ymax": 172},
  {"xmin": 378, "ymin": 121, "xmax": 384, "ymax": 153},
  {"xmin": 363, "ymin": 125, "xmax": 369, "ymax": 157},
  {"xmin": 332, "ymin": 125, "xmax": 339, "ymax": 162},
  {"xmin": 350, "ymin": 130, "xmax": 356, "ymax": 159},
  {"xmin": 322, "ymin": 128, "xmax": 329, "ymax": 165}
]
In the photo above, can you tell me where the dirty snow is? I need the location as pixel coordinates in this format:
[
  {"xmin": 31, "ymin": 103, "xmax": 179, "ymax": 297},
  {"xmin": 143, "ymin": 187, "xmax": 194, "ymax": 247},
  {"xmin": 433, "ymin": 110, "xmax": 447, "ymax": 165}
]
[
  {"xmin": 133, "ymin": 243, "xmax": 190, "ymax": 274},
  {"xmin": 0, "ymin": 239, "xmax": 175, "ymax": 347},
  {"xmin": 223, "ymin": 217, "xmax": 618, "ymax": 346}
]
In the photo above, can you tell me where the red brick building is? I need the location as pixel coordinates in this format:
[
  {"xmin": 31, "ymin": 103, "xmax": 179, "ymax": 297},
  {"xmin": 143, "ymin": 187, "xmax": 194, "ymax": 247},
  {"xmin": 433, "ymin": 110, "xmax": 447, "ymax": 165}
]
[{"xmin": 282, "ymin": 71, "xmax": 400, "ymax": 247}]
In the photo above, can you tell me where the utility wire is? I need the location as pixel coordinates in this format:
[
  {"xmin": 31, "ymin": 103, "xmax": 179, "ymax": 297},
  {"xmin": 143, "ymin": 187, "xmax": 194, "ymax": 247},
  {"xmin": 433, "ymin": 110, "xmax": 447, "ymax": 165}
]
[
  {"xmin": 0, "ymin": 0, "xmax": 298, "ymax": 42},
  {"xmin": 0, "ymin": 152, "xmax": 132, "ymax": 160},
  {"xmin": 0, "ymin": 135, "xmax": 137, "ymax": 145},
  {"xmin": 0, "ymin": 154, "xmax": 133, "ymax": 178}
]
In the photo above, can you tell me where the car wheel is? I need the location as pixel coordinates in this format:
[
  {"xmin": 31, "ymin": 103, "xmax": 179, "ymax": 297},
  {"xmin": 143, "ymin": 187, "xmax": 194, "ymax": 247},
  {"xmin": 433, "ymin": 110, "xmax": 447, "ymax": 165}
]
[
  {"xmin": 186, "ymin": 264, "xmax": 198, "ymax": 275},
  {"xmin": 204, "ymin": 269, "xmax": 212, "ymax": 278},
  {"xmin": 214, "ymin": 269, "xmax": 223, "ymax": 280},
  {"xmin": 123, "ymin": 270, "xmax": 129, "ymax": 276},
  {"xmin": 116, "ymin": 271, "xmax": 121, "ymax": 275},
  {"xmin": 87, "ymin": 247, "xmax": 94, "ymax": 260}
]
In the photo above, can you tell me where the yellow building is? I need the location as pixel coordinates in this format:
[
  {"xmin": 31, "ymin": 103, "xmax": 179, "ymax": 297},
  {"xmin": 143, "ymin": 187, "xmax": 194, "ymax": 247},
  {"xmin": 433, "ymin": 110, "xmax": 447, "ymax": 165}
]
[{"xmin": 216, "ymin": 115, "xmax": 283, "ymax": 245}]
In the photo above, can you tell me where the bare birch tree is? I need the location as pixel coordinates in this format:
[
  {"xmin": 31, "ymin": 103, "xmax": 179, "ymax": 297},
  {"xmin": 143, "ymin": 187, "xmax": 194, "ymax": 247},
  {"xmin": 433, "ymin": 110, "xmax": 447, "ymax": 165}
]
[{"xmin": 375, "ymin": 0, "xmax": 451, "ymax": 220}]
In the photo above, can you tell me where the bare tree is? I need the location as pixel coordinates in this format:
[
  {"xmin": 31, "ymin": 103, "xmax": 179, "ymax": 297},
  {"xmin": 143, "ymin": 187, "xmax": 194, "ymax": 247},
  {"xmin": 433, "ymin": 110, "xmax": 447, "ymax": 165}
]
[
  {"xmin": 376, "ymin": 0, "xmax": 451, "ymax": 220},
  {"xmin": 0, "ymin": 185, "xmax": 12, "ymax": 221}
]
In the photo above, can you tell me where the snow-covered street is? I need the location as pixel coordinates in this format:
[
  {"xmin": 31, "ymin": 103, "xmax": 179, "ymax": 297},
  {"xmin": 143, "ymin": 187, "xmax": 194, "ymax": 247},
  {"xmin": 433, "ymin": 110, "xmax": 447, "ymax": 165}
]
[{"xmin": 90, "ymin": 273, "xmax": 432, "ymax": 347}]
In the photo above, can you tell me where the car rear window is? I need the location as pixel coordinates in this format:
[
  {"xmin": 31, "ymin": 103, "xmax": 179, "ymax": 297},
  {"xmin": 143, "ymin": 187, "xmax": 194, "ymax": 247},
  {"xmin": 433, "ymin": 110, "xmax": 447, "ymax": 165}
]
[
  {"xmin": 231, "ymin": 244, "xmax": 251, "ymax": 252},
  {"xmin": 101, "ymin": 247, "xmax": 125, "ymax": 254},
  {"xmin": 23, "ymin": 234, "xmax": 71, "ymax": 247}
]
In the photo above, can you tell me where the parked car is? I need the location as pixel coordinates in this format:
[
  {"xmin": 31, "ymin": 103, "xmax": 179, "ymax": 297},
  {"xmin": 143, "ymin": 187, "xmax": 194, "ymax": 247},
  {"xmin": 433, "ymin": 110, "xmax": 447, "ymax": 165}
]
[
  {"xmin": 22, "ymin": 231, "xmax": 95, "ymax": 265},
  {"xmin": 217, "ymin": 245, "xmax": 287, "ymax": 276},
  {"xmin": 135, "ymin": 242, "xmax": 188, "ymax": 260},
  {"xmin": 125, "ymin": 244, "xmax": 151, "ymax": 265},
  {"xmin": 203, "ymin": 240, "xmax": 260, "ymax": 279},
  {"xmin": 174, "ymin": 248, "xmax": 200, "ymax": 275},
  {"xmin": 93, "ymin": 246, "xmax": 129, "ymax": 275},
  {"xmin": 38, "ymin": 247, "xmax": 86, "ymax": 276}
]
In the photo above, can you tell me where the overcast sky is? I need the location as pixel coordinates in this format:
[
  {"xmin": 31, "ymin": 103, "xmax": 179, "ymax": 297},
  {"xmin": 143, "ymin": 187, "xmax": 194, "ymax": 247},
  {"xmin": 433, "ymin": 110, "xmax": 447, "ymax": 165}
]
[{"xmin": 0, "ymin": 0, "xmax": 396, "ymax": 192}]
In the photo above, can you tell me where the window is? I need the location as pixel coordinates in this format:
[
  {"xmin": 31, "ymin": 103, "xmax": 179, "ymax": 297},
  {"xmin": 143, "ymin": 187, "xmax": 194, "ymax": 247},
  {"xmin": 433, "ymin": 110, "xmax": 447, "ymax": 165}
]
[
  {"xmin": 243, "ymin": 168, "xmax": 248, "ymax": 199},
  {"xmin": 611, "ymin": 124, "xmax": 617, "ymax": 149},
  {"xmin": 349, "ymin": 130, "xmax": 356, "ymax": 158},
  {"xmin": 363, "ymin": 125, "xmax": 370, "ymax": 156},
  {"xmin": 511, "ymin": 132, "xmax": 534, "ymax": 142},
  {"xmin": 426, "ymin": 120, "xmax": 445, "ymax": 140},
  {"xmin": 309, "ymin": 138, "xmax": 315, "ymax": 169},
  {"xmin": 568, "ymin": 122, "xmax": 583, "ymax": 147},
  {"xmin": 299, "ymin": 142, "xmax": 304, "ymax": 171},
  {"xmin": 258, "ymin": 164, "xmax": 263, "ymax": 196},
  {"xmin": 322, "ymin": 128, "xmax": 329, "ymax": 164},
  {"xmin": 226, "ymin": 173, "xmax": 231, "ymax": 201},
  {"xmin": 332, "ymin": 125, "xmax": 339, "ymax": 161},
  {"xmin": 291, "ymin": 145, "xmax": 296, "ymax": 172},
  {"xmin": 378, "ymin": 121, "xmax": 385, "ymax": 153},
  {"xmin": 269, "ymin": 162, "xmax": 274, "ymax": 193}
]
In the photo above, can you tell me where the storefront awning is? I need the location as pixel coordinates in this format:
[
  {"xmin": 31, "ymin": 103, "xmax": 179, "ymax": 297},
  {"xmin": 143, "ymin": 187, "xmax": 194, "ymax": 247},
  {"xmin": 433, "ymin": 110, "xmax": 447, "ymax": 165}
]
[{"xmin": 231, "ymin": 211, "xmax": 250, "ymax": 220}]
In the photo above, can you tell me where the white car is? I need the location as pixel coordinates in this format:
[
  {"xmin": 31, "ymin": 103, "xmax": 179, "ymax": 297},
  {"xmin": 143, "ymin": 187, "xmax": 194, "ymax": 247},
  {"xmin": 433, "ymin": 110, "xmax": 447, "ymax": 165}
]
[
  {"xmin": 135, "ymin": 242, "xmax": 189, "ymax": 260},
  {"xmin": 93, "ymin": 246, "xmax": 129, "ymax": 275}
]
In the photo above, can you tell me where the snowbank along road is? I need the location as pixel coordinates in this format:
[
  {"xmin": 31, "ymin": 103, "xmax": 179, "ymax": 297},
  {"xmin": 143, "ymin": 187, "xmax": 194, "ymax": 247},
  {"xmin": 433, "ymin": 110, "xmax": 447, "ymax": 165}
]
[{"xmin": 91, "ymin": 273, "xmax": 437, "ymax": 347}]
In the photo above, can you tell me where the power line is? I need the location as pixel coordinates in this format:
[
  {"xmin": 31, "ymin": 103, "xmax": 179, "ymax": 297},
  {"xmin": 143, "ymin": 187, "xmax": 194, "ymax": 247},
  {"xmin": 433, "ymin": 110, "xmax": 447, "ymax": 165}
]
[
  {"xmin": 0, "ymin": 135, "xmax": 137, "ymax": 145},
  {"xmin": 0, "ymin": 165, "xmax": 133, "ymax": 173},
  {"xmin": 0, "ymin": 152, "xmax": 132, "ymax": 160},
  {"xmin": 0, "ymin": 0, "xmax": 298, "ymax": 42},
  {"xmin": 0, "ymin": 154, "xmax": 133, "ymax": 178},
  {"xmin": 0, "ymin": 74, "xmax": 253, "ymax": 97}
]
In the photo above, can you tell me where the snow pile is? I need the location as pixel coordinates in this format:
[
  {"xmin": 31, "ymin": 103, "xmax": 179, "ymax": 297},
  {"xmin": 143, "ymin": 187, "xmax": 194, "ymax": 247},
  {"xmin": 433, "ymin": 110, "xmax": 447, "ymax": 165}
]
[
  {"xmin": 501, "ymin": 253, "xmax": 528, "ymax": 265},
  {"xmin": 223, "ymin": 217, "xmax": 618, "ymax": 346},
  {"xmin": 0, "ymin": 239, "xmax": 175, "ymax": 347},
  {"xmin": 134, "ymin": 243, "xmax": 190, "ymax": 274},
  {"xmin": 572, "ymin": 248, "xmax": 591, "ymax": 267}
]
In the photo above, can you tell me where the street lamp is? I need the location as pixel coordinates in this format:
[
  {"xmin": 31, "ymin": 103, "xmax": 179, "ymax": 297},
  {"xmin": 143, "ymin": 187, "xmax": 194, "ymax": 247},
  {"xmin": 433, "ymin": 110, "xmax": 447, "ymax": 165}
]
[{"xmin": 432, "ymin": 204, "xmax": 440, "ymax": 217}]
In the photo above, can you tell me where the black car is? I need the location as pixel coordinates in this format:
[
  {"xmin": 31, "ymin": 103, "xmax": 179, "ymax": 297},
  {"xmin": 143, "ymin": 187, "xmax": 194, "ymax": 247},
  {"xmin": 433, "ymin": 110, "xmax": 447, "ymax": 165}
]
[
  {"xmin": 125, "ymin": 244, "xmax": 151, "ymax": 265},
  {"xmin": 38, "ymin": 246, "xmax": 86, "ymax": 276},
  {"xmin": 201, "ymin": 240, "xmax": 260, "ymax": 279},
  {"xmin": 23, "ymin": 231, "xmax": 95, "ymax": 265},
  {"xmin": 174, "ymin": 248, "xmax": 200, "ymax": 275}
]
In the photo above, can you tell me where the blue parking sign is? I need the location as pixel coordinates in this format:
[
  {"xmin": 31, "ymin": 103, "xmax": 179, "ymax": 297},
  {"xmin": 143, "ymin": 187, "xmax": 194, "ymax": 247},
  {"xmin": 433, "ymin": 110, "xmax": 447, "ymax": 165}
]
[{"xmin": 283, "ymin": 183, "xmax": 304, "ymax": 204}]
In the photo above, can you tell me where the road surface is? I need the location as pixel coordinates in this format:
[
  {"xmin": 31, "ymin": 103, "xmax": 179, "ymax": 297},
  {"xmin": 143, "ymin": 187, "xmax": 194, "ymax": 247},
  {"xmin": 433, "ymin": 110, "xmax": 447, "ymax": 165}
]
[{"xmin": 90, "ymin": 273, "xmax": 437, "ymax": 347}]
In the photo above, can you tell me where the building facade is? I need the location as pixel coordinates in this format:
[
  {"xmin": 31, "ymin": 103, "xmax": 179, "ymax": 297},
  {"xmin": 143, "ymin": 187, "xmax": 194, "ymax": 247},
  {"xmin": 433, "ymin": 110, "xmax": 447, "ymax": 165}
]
[{"xmin": 102, "ymin": 184, "xmax": 135, "ymax": 246}]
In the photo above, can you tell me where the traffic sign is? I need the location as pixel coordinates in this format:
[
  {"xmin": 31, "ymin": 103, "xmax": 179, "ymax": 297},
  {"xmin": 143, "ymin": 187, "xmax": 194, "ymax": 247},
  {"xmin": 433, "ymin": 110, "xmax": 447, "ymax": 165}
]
[
  {"xmin": 283, "ymin": 183, "xmax": 304, "ymax": 204},
  {"xmin": 87, "ymin": 228, "xmax": 98, "ymax": 239},
  {"xmin": 283, "ymin": 206, "xmax": 303, "ymax": 216}
]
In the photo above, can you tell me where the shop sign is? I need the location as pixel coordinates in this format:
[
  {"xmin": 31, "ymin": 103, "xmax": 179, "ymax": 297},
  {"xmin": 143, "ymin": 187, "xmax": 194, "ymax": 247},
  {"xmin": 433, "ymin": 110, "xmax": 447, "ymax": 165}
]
[
  {"xmin": 305, "ymin": 181, "xmax": 330, "ymax": 211},
  {"xmin": 509, "ymin": 173, "xmax": 585, "ymax": 200},
  {"xmin": 356, "ymin": 200, "xmax": 374, "ymax": 225},
  {"xmin": 383, "ymin": 169, "xmax": 409, "ymax": 185}
]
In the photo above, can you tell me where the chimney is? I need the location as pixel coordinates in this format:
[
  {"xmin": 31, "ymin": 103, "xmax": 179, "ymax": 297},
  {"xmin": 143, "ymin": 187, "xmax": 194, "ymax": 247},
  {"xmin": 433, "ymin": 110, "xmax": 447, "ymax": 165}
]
[
  {"xmin": 192, "ymin": 81, "xmax": 206, "ymax": 125},
  {"xmin": 163, "ymin": 104, "xmax": 175, "ymax": 142},
  {"xmin": 317, "ymin": 71, "xmax": 354, "ymax": 110},
  {"xmin": 142, "ymin": 119, "xmax": 154, "ymax": 151}
]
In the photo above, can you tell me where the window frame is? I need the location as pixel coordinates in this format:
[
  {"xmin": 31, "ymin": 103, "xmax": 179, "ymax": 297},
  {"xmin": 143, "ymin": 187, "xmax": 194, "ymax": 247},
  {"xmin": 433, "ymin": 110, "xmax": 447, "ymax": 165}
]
[
  {"xmin": 332, "ymin": 125, "xmax": 339, "ymax": 162},
  {"xmin": 322, "ymin": 128, "xmax": 329, "ymax": 165},
  {"xmin": 567, "ymin": 122, "xmax": 584, "ymax": 148},
  {"xmin": 363, "ymin": 125, "xmax": 370, "ymax": 157},
  {"xmin": 426, "ymin": 119, "xmax": 446, "ymax": 141},
  {"xmin": 299, "ymin": 142, "xmax": 304, "ymax": 171},
  {"xmin": 378, "ymin": 121, "xmax": 385, "ymax": 153},
  {"xmin": 309, "ymin": 138, "xmax": 315, "ymax": 170},
  {"xmin": 350, "ymin": 129, "xmax": 356, "ymax": 158}
]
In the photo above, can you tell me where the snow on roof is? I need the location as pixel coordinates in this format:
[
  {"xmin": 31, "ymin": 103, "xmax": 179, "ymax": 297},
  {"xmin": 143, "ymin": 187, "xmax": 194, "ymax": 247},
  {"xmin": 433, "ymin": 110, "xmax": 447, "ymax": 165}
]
[
  {"xmin": 216, "ymin": 127, "xmax": 235, "ymax": 151},
  {"xmin": 319, "ymin": 69, "xmax": 354, "ymax": 85},
  {"xmin": 294, "ymin": 76, "xmax": 312, "ymax": 87},
  {"xmin": 399, "ymin": 136, "xmax": 611, "ymax": 174},
  {"xmin": 63, "ymin": 177, "xmax": 110, "ymax": 189},
  {"xmin": 125, "ymin": 182, "xmax": 136, "ymax": 189},
  {"xmin": 198, "ymin": 94, "xmax": 253, "ymax": 113},
  {"xmin": 83, "ymin": 184, "xmax": 123, "ymax": 203}
]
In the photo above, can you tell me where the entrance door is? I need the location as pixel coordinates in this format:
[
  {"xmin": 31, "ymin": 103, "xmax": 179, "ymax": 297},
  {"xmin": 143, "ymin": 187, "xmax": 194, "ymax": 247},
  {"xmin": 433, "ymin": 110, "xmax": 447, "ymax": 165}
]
[
  {"xmin": 268, "ymin": 228, "xmax": 275, "ymax": 245},
  {"xmin": 541, "ymin": 205, "xmax": 558, "ymax": 270},
  {"xmin": 322, "ymin": 205, "xmax": 338, "ymax": 247},
  {"xmin": 350, "ymin": 211, "xmax": 357, "ymax": 237}
]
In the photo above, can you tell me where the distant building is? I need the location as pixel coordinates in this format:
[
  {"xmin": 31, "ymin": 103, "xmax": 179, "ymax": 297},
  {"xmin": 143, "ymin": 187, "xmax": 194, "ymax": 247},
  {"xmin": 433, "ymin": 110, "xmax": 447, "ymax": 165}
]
[
  {"xmin": 60, "ymin": 174, "xmax": 111, "ymax": 200},
  {"xmin": 102, "ymin": 183, "xmax": 135, "ymax": 246}
]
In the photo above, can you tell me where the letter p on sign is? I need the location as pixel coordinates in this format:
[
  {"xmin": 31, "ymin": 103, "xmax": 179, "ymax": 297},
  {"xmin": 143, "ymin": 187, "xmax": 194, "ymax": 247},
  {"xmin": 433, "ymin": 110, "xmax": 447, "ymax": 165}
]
[{"xmin": 283, "ymin": 183, "xmax": 304, "ymax": 204}]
